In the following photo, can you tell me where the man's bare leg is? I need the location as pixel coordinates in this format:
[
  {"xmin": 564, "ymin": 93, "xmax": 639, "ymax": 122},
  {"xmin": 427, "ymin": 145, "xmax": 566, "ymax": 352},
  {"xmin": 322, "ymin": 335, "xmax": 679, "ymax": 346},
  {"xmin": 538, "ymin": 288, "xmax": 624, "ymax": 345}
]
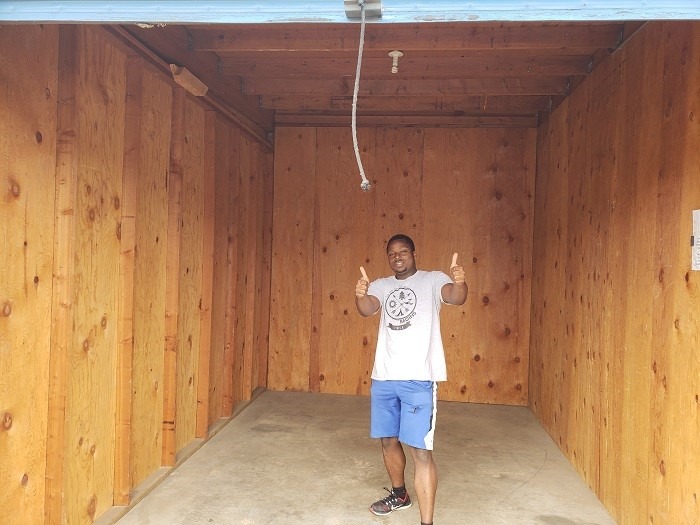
[
  {"xmin": 408, "ymin": 445, "xmax": 437, "ymax": 524},
  {"xmin": 380, "ymin": 437, "xmax": 406, "ymax": 487}
]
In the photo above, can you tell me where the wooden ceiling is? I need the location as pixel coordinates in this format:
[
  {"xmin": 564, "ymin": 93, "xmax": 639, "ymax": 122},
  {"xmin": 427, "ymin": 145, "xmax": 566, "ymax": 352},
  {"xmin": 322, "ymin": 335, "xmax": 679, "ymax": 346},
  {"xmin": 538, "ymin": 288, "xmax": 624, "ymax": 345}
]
[{"xmin": 113, "ymin": 20, "xmax": 645, "ymax": 137}]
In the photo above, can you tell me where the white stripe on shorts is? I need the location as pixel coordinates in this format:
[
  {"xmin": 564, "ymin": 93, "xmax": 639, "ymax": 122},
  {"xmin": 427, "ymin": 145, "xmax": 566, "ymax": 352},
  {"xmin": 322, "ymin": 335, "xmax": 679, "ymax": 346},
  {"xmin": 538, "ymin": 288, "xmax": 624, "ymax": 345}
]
[{"xmin": 423, "ymin": 382, "xmax": 438, "ymax": 449}]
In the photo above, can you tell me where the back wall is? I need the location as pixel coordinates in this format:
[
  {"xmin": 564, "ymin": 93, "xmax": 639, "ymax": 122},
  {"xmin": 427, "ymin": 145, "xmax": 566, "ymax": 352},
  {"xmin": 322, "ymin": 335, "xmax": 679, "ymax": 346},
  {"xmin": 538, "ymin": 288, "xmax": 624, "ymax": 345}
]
[{"xmin": 269, "ymin": 126, "xmax": 536, "ymax": 404}]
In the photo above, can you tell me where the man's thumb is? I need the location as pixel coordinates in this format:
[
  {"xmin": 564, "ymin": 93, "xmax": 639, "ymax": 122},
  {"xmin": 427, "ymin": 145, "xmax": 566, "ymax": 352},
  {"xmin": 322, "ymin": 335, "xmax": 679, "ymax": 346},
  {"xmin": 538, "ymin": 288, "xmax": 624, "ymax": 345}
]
[{"xmin": 360, "ymin": 266, "xmax": 369, "ymax": 281}]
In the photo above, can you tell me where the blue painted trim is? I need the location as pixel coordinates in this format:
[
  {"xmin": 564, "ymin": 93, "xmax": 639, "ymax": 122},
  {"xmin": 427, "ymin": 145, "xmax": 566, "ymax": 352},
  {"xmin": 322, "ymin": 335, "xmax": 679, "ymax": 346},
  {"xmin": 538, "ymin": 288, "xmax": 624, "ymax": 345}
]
[{"xmin": 1, "ymin": 0, "xmax": 699, "ymax": 24}]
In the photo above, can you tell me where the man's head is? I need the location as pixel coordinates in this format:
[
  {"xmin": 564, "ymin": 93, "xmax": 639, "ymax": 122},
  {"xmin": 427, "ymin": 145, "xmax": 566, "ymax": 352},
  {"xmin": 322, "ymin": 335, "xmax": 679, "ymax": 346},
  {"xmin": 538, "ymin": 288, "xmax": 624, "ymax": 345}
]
[
  {"xmin": 386, "ymin": 234, "xmax": 415, "ymax": 253},
  {"xmin": 386, "ymin": 234, "xmax": 417, "ymax": 279}
]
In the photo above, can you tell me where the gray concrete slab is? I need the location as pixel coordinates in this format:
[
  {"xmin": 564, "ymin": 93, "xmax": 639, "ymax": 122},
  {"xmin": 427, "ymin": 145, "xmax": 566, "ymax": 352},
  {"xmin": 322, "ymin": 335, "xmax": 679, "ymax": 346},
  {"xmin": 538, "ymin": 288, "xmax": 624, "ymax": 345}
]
[{"xmin": 116, "ymin": 391, "xmax": 616, "ymax": 525}]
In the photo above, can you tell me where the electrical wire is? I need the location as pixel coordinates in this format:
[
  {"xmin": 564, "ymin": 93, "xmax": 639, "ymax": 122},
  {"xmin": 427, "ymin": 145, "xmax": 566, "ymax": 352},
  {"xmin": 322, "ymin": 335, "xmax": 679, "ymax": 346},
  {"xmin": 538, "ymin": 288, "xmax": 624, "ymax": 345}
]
[{"xmin": 352, "ymin": 2, "xmax": 371, "ymax": 192}]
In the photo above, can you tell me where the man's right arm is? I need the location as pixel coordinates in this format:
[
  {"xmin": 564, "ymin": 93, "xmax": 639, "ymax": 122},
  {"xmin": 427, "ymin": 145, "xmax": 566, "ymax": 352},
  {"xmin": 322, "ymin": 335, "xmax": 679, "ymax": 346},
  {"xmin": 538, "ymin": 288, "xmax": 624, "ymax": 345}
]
[
  {"xmin": 356, "ymin": 293, "xmax": 380, "ymax": 317},
  {"xmin": 355, "ymin": 267, "xmax": 380, "ymax": 317}
]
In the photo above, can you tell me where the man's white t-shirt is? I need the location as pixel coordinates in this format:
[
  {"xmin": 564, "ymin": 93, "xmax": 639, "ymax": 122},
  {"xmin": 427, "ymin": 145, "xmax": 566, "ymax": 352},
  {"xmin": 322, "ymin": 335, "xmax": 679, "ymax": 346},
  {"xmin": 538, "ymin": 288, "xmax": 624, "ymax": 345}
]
[{"xmin": 368, "ymin": 270, "xmax": 452, "ymax": 382}]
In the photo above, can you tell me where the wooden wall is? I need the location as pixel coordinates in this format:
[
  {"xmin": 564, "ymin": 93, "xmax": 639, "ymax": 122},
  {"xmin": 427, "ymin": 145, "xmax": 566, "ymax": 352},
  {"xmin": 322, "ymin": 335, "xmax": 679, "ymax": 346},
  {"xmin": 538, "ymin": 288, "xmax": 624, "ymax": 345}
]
[
  {"xmin": 269, "ymin": 126, "xmax": 535, "ymax": 403},
  {"xmin": 0, "ymin": 24, "xmax": 58, "ymax": 525},
  {"xmin": 0, "ymin": 25, "xmax": 273, "ymax": 525},
  {"xmin": 6, "ymin": 16, "xmax": 697, "ymax": 525},
  {"xmin": 122, "ymin": 56, "xmax": 172, "ymax": 494},
  {"xmin": 530, "ymin": 21, "xmax": 700, "ymax": 524}
]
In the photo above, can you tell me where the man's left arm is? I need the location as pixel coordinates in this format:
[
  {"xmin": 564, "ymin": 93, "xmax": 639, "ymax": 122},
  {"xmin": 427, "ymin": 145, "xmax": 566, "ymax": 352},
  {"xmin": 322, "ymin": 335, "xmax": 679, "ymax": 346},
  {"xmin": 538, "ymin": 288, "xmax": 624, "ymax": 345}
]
[{"xmin": 441, "ymin": 252, "xmax": 468, "ymax": 305}]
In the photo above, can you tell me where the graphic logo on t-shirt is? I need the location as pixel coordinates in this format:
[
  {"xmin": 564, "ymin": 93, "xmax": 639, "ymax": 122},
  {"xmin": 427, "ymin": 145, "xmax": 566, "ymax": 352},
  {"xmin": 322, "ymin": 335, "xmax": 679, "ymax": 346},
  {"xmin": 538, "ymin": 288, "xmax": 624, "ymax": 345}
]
[{"xmin": 385, "ymin": 287, "xmax": 417, "ymax": 330}]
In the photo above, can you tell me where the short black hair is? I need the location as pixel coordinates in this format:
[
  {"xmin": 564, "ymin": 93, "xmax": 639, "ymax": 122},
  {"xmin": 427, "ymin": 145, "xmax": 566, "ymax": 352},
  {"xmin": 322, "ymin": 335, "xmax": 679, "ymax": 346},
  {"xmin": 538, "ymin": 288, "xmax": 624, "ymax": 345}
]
[{"xmin": 386, "ymin": 234, "xmax": 415, "ymax": 253}]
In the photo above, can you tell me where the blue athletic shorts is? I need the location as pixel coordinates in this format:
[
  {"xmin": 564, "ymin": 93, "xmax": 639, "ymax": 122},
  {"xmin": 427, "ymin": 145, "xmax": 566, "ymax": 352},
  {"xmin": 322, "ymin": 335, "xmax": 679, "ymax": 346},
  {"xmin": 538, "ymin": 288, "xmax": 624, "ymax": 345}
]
[{"xmin": 370, "ymin": 379, "xmax": 437, "ymax": 450}]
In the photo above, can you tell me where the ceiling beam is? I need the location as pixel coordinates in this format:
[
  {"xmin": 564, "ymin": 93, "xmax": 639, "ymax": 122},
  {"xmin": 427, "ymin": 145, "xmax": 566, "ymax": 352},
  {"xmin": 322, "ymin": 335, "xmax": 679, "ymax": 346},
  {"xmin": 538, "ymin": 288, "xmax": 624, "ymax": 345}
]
[
  {"xmin": 223, "ymin": 53, "xmax": 591, "ymax": 78},
  {"xmin": 260, "ymin": 94, "xmax": 552, "ymax": 113},
  {"xmin": 274, "ymin": 113, "xmax": 539, "ymax": 128},
  {"xmin": 189, "ymin": 22, "xmax": 624, "ymax": 52},
  {"xmin": 242, "ymin": 77, "xmax": 573, "ymax": 96},
  {"xmin": 213, "ymin": 47, "xmax": 604, "ymax": 59}
]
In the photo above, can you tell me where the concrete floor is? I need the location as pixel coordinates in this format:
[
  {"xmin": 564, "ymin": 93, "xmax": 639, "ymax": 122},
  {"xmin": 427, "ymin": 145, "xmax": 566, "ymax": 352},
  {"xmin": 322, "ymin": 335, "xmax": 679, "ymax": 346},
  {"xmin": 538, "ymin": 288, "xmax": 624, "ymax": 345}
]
[{"xmin": 115, "ymin": 391, "xmax": 616, "ymax": 525}]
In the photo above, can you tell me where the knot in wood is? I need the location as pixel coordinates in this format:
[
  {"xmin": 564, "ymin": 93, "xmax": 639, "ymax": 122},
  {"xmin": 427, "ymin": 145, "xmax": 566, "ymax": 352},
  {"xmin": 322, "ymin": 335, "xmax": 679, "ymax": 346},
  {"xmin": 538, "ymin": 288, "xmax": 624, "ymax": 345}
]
[{"xmin": 2, "ymin": 412, "xmax": 12, "ymax": 430}]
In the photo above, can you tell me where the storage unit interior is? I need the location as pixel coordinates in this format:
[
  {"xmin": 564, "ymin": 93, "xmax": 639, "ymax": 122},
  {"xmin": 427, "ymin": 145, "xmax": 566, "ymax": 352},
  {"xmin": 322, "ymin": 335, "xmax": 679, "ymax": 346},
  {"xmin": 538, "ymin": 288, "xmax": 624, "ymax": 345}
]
[{"xmin": 0, "ymin": 5, "xmax": 698, "ymax": 525}]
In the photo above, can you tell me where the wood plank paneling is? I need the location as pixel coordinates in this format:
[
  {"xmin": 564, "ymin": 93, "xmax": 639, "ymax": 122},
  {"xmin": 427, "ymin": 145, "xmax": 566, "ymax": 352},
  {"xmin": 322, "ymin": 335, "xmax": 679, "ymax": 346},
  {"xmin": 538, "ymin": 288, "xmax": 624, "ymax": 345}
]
[
  {"xmin": 248, "ymin": 141, "xmax": 264, "ymax": 393},
  {"xmin": 316, "ymin": 127, "xmax": 379, "ymax": 395},
  {"xmin": 271, "ymin": 126, "xmax": 534, "ymax": 404},
  {"xmin": 119, "ymin": 21, "xmax": 633, "ymax": 134},
  {"xmin": 243, "ymin": 77, "xmax": 572, "ymax": 97},
  {"xmin": 596, "ymin": 43, "xmax": 627, "ymax": 513},
  {"xmin": 529, "ymin": 106, "xmax": 567, "ymax": 440},
  {"xmin": 617, "ymin": 24, "xmax": 663, "ymax": 522},
  {"xmin": 650, "ymin": 22, "xmax": 700, "ymax": 525},
  {"xmin": 126, "ymin": 62, "xmax": 172, "ymax": 490},
  {"xmin": 115, "ymin": 55, "xmax": 139, "ymax": 507},
  {"xmin": 63, "ymin": 26, "xmax": 125, "ymax": 523},
  {"xmin": 227, "ymin": 131, "xmax": 272, "ymax": 407},
  {"xmin": 257, "ymin": 150, "xmax": 274, "ymax": 389},
  {"xmin": 0, "ymin": 24, "xmax": 58, "ymax": 525},
  {"xmin": 564, "ymin": 91, "xmax": 591, "ymax": 478},
  {"xmin": 197, "ymin": 111, "xmax": 216, "ymax": 438},
  {"xmin": 46, "ymin": 25, "xmax": 77, "ymax": 525},
  {"xmin": 162, "ymin": 87, "xmax": 185, "ymax": 467},
  {"xmin": 237, "ymin": 136, "xmax": 260, "ymax": 403},
  {"xmin": 3, "ymin": 22, "xmax": 275, "ymax": 525},
  {"xmin": 423, "ymin": 128, "xmax": 535, "ymax": 404},
  {"xmin": 175, "ymin": 97, "xmax": 206, "ymax": 454},
  {"xmin": 222, "ymin": 53, "xmax": 590, "ymax": 79},
  {"xmin": 530, "ymin": 21, "xmax": 700, "ymax": 525},
  {"xmin": 232, "ymin": 132, "xmax": 251, "ymax": 407},
  {"xmin": 268, "ymin": 128, "xmax": 316, "ymax": 392},
  {"xmin": 669, "ymin": 26, "xmax": 700, "ymax": 517},
  {"xmin": 274, "ymin": 113, "xmax": 539, "ymax": 129},
  {"xmin": 223, "ymin": 127, "xmax": 242, "ymax": 415},
  {"xmin": 191, "ymin": 23, "xmax": 623, "ymax": 52},
  {"xmin": 259, "ymin": 94, "xmax": 552, "ymax": 113},
  {"xmin": 208, "ymin": 117, "xmax": 232, "ymax": 425}
]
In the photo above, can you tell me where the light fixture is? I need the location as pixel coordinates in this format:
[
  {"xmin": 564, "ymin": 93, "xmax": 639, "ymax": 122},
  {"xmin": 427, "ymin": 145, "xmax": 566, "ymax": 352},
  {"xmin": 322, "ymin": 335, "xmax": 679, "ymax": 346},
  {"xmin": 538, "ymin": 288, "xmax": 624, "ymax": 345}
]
[
  {"xmin": 169, "ymin": 65, "xmax": 208, "ymax": 96},
  {"xmin": 388, "ymin": 50, "xmax": 403, "ymax": 74}
]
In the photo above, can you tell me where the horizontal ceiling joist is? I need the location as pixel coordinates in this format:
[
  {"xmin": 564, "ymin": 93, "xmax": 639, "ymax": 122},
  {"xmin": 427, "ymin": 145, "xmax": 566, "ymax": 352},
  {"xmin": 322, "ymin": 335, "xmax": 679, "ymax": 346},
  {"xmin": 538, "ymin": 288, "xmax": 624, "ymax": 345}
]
[
  {"xmin": 188, "ymin": 23, "xmax": 623, "ymax": 52},
  {"xmin": 2, "ymin": 1, "xmax": 699, "ymax": 23},
  {"xmin": 260, "ymin": 94, "xmax": 554, "ymax": 113},
  {"xmin": 223, "ymin": 54, "xmax": 591, "ymax": 78},
  {"xmin": 242, "ymin": 77, "xmax": 573, "ymax": 96},
  {"xmin": 274, "ymin": 113, "xmax": 539, "ymax": 128}
]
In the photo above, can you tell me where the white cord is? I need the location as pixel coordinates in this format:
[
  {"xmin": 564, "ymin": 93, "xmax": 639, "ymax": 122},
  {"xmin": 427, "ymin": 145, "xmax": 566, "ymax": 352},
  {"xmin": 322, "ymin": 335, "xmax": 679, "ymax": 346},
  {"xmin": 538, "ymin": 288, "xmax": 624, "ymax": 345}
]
[{"xmin": 352, "ymin": 2, "xmax": 371, "ymax": 192}]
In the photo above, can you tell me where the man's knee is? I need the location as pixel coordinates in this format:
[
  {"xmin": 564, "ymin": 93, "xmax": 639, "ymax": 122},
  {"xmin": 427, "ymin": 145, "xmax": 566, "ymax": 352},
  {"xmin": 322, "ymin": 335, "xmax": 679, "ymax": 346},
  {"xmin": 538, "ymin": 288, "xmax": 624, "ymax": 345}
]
[
  {"xmin": 408, "ymin": 445, "xmax": 433, "ymax": 464},
  {"xmin": 380, "ymin": 436, "xmax": 401, "ymax": 450}
]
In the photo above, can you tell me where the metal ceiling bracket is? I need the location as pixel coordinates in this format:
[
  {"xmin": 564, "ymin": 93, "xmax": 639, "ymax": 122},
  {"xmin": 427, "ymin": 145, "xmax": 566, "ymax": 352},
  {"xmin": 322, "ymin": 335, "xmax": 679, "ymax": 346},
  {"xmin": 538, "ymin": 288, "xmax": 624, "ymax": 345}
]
[{"xmin": 344, "ymin": 0, "xmax": 383, "ymax": 19}]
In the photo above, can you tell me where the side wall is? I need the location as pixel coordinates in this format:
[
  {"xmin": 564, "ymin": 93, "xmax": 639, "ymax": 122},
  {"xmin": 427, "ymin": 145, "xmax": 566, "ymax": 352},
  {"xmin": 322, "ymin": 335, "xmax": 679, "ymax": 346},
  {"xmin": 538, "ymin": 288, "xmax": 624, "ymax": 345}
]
[
  {"xmin": 0, "ymin": 24, "xmax": 58, "ymax": 525},
  {"xmin": 0, "ymin": 25, "xmax": 273, "ymax": 525},
  {"xmin": 269, "ymin": 127, "xmax": 536, "ymax": 403},
  {"xmin": 530, "ymin": 21, "xmax": 700, "ymax": 524}
]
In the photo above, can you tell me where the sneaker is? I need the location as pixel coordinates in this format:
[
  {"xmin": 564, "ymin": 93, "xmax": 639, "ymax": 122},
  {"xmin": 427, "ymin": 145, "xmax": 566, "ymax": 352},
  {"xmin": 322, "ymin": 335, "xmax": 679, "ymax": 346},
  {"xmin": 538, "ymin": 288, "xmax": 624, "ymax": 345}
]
[{"xmin": 369, "ymin": 487, "xmax": 412, "ymax": 516}]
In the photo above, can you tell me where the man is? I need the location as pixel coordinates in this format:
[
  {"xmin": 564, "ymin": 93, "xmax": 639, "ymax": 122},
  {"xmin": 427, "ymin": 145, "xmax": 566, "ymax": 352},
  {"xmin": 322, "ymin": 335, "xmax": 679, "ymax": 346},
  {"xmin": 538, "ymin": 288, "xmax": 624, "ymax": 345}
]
[{"xmin": 355, "ymin": 234, "xmax": 468, "ymax": 525}]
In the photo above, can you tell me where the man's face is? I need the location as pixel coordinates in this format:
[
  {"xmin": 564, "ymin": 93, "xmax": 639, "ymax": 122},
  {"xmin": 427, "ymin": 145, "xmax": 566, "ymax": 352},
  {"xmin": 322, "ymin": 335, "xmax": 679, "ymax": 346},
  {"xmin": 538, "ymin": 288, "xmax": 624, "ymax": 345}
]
[{"xmin": 387, "ymin": 240, "xmax": 416, "ymax": 279}]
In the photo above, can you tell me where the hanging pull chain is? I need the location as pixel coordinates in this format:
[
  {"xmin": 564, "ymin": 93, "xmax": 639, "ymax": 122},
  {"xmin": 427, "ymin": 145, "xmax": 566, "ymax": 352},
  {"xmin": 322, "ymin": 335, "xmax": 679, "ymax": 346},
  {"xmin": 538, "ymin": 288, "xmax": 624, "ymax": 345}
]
[{"xmin": 352, "ymin": 1, "xmax": 371, "ymax": 192}]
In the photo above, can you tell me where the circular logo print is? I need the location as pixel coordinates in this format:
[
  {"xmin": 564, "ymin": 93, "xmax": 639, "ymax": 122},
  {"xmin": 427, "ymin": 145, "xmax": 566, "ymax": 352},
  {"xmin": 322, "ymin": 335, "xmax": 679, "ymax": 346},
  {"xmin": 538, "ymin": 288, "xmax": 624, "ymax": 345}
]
[{"xmin": 385, "ymin": 287, "xmax": 416, "ymax": 321}]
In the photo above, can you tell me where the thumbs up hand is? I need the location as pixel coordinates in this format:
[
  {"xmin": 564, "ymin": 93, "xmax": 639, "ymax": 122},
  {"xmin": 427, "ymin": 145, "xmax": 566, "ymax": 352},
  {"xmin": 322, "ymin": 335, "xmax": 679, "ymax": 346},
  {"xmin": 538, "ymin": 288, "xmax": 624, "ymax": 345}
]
[
  {"xmin": 356, "ymin": 266, "xmax": 370, "ymax": 298},
  {"xmin": 450, "ymin": 253, "xmax": 465, "ymax": 285}
]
